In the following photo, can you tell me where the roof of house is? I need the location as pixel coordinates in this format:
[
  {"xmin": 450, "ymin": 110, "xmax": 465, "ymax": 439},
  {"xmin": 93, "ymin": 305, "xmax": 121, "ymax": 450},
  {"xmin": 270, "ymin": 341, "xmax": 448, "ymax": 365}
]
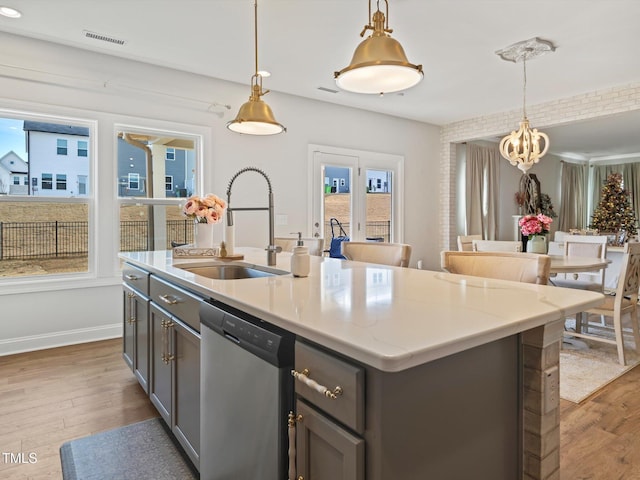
[
  {"xmin": 23, "ymin": 121, "xmax": 89, "ymax": 137},
  {"xmin": 0, "ymin": 150, "xmax": 28, "ymax": 173}
]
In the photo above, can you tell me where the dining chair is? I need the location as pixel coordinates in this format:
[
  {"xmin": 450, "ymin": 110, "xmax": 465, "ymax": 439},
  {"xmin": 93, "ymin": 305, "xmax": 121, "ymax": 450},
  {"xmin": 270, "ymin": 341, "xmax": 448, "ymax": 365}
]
[
  {"xmin": 566, "ymin": 241, "xmax": 640, "ymax": 365},
  {"xmin": 441, "ymin": 251, "xmax": 551, "ymax": 285},
  {"xmin": 341, "ymin": 242, "xmax": 412, "ymax": 267},
  {"xmin": 471, "ymin": 239, "xmax": 523, "ymax": 253},
  {"xmin": 456, "ymin": 234, "xmax": 482, "ymax": 251},
  {"xmin": 274, "ymin": 237, "xmax": 325, "ymax": 256},
  {"xmin": 552, "ymin": 235, "xmax": 608, "ymax": 292}
]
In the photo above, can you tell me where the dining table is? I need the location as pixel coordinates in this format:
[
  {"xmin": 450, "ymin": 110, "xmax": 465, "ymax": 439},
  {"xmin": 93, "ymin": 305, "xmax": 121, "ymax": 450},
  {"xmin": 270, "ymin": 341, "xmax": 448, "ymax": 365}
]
[{"xmin": 548, "ymin": 255, "xmax": 611, "ymax": 275}]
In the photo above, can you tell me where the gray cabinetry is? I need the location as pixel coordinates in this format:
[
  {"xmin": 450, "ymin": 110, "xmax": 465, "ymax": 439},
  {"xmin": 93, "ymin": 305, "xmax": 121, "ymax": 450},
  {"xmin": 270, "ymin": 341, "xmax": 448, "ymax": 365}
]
[
  {"xmin": 294, "ymin": 341, "xmax": 365, "ymax": 480},
  {"xmin": 148, "ymin": 275, "xmax": 201, "ymax": 471},
  {"xmin": 296, "ymin": 399, "xmax": 364, "ymax": 480},
  {"xmin": 122, "ymin": 264, "xmax": 150, "ymax": 394}
]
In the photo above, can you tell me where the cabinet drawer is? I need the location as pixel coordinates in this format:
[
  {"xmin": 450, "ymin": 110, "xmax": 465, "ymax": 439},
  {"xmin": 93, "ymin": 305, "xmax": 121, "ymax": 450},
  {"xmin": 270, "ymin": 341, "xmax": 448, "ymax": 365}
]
[
  {"xmin": 150, "ymin": 275, "xmax": 201, "ymax": 333},
  {"xmin": 294, "ymin": 341, "xmax": 365, "ymax": 434},
  {"xmin": 122, "ymin": 264, "xmax": 150, "ymax": 296}
]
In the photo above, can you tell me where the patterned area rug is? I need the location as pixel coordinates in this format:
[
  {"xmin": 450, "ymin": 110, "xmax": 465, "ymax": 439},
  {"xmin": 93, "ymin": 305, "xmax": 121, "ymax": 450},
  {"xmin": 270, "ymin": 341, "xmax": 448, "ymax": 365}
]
[
  {"xmin": 60, "ymin": 418, "xmax": 198, "ymax": 480},
  {"xmin": 561, "ymin": 318, "xmax": 640, "ymax": 403}
]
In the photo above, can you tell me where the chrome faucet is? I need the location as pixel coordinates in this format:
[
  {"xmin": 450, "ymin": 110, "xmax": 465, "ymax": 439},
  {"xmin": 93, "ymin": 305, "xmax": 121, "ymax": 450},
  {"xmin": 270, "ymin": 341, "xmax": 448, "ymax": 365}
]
[{"xmin": 226, "ymin": 167, "xmax": 281, "ymax": 266}]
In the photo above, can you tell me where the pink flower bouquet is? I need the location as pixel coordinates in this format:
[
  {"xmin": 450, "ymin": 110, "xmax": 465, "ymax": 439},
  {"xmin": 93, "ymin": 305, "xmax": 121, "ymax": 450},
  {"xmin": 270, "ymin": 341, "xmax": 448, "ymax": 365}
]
[
  {"xmin": 182, "ymin": 194, "xmax": 227, "ymax": 224},
  {"xmin": 519, "ymin": 214, "xmax": 553, "ymax": 236}
]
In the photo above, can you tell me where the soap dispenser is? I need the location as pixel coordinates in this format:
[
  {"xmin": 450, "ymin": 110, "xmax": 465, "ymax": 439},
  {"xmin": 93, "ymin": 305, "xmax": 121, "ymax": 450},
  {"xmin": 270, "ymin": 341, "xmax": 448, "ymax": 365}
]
[{"xmin": 290, "ymin": 232, "xmax": 310, "ymax": 277}]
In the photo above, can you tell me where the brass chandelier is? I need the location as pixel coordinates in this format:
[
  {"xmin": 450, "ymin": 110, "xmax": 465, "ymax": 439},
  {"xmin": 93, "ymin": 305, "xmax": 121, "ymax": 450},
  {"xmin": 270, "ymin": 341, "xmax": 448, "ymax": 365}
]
[
  {"xmin": 496, "ymin": 37, "xmax": 555, "ymax": 174},
  {"xmin": 227, "ymin": 0, "xmax": 285, "ymax": 135},
  {"xmin": 334, "ymin": 0, "xmax": 423, "ymax": 94}
]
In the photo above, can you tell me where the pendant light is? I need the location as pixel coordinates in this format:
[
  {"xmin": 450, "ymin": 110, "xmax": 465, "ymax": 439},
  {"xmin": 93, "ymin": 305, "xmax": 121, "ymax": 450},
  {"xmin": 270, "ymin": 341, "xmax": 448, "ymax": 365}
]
[
  {"xmin": 496, "ymin": 37, "xmax": 555, "ymax": 173},
  {"xmin": 334, "ymin": 0, "xmax": 423, "ymax": 95},
  {"xmin": 227, "ymin": 0, "xmax": 285, "ymax": 135}
]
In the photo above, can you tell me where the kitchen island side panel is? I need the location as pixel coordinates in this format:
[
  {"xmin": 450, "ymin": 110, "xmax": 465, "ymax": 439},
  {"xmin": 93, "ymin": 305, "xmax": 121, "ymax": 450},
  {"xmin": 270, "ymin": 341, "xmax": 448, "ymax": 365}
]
[{"xmin": 365, "ymin": 334, "xmax": 520, "ymax": 480}]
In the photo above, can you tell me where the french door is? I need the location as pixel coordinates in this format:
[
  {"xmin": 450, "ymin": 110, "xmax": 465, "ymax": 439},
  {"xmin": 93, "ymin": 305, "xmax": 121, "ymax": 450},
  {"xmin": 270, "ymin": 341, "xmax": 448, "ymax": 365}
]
[{"xmin": 308, "ymin": 144, "xmax": 404, "ymax": 245}]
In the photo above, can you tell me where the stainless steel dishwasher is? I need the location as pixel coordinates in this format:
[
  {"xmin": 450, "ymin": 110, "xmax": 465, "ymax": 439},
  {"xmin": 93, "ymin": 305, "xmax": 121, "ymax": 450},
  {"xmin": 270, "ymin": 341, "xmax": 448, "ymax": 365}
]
[{"xmin": 199, "ymin": 300, "xmax": 294, "ymax": 480}]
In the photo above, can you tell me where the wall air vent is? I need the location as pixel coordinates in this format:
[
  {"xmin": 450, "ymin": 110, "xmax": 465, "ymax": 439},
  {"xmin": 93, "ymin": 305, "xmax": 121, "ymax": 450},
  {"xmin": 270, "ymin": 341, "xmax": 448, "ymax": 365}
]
[
  {"xmin": 83, "ymin": 30, "xmax": 126, "ymax": 46},
  {"xmin": 317, "ymin": 86, "xmax": 339, "ymax": 94}
]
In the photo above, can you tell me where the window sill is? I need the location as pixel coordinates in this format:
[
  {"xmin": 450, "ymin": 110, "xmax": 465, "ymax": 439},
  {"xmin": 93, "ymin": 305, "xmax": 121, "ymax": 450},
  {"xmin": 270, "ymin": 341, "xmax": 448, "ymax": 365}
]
[{"xmin": 0, "ymin": 275, "xmax": 122, "ymax": 296}]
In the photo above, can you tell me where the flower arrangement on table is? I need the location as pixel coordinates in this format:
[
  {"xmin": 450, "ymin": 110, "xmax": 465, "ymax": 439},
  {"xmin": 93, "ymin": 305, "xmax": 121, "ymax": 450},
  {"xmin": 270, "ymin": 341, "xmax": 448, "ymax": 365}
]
[
  {"xmin": 182, "ymin": 194, "xmax": 227, "ymax": 224},
  {"xmin": 519, "ymin": 213, "xmax": 553, "ymax": 237}
]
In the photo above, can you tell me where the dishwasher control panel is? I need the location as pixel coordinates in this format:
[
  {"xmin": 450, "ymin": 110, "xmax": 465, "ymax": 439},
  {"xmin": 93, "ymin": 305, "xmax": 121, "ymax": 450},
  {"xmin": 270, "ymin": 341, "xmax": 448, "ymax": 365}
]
[{"xmin": 200, "ymin": 300, "xmax": 294, "ymax": 367}]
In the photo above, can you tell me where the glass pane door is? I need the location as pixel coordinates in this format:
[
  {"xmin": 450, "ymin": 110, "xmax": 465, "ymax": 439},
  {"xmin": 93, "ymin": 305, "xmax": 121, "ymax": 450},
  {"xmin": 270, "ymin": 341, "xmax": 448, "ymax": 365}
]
[{"xmin": 365, "ymin": 169, "xmax": 393, "ymax": 242}]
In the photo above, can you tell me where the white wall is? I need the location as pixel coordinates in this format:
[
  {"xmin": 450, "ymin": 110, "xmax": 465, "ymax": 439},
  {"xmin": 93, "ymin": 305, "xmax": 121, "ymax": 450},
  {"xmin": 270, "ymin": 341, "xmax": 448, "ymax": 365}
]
[{"xmin": 0, "ymin": 32, "xmax": 441, "ymax": 354}]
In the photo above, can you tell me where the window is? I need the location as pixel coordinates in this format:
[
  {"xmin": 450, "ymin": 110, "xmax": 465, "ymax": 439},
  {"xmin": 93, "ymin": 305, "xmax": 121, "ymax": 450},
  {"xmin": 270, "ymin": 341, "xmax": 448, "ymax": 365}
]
[
  {"xmin": 117, "ymin": 126, "xmax": 200, "ymax": 252},
  {"xmin": 77, "ymin": 140, "xmax": 88, "ymax": 157},
  {"xmin": 42, "ymin": 173, "xmax": 53, "ymax": 189},
  {"xmin": 128, "ymin": 173, "xmax": 140, "ymax": 190},
  {"xmin": 57, "ymin": 139, "xmax": 68, "ymax": 155},
  {"xmin": 56, "ymin": 174, "xmax": 67, "ymax": 190},
  {"xmin": 0, "ymin": 113, "xmax": 94, "ymax": 279},
  {"xmin": 12, "ymin": 176, "xmax": 19, "ymax": 185},
  {"xmin": 340, "ymin": 178, "xmax": 346, "ymax": 187}
]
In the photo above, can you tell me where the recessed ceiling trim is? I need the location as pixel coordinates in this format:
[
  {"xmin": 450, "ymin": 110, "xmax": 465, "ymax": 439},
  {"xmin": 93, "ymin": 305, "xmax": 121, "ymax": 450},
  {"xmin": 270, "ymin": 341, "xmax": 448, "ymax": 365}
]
[{"xmin": 83, "ymin": 30, "xmax": 126, "ymax": 46}]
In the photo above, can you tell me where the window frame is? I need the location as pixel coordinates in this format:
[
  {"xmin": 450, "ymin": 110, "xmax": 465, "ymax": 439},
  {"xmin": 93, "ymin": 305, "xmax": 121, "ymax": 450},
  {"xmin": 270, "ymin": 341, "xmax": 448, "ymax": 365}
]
[
  {"xmin": 56, "ymin": 174, "xmax": 67, "ymax": 190},
  {"xmin": 56, "ymin": 138, "xmax": 68, "ymax": 155},
  {"xmin": 77, "ymin": 140, "xmax": 88, "ymax": 157},
  {"xmin": 0, "ymin": 108, "xmax": 97, "ymax": 290},
  {"xmin": 115, "ymin": 123, "xmax": 204, "ymax": 254},
  {"xmin": 128, "ymin": 172, "xmax": 140, "ymax": 190},
  {"xmin": 42, "ymin": 173, "xmax": 53, "ymax": 190}
]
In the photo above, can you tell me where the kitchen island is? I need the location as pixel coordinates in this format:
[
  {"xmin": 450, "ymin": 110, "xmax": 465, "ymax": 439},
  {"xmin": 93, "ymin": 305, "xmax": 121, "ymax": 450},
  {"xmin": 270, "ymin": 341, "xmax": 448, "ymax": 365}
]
[{"xmin": 120, "ymin": 248, "xmax": 604, "ymax": 480}]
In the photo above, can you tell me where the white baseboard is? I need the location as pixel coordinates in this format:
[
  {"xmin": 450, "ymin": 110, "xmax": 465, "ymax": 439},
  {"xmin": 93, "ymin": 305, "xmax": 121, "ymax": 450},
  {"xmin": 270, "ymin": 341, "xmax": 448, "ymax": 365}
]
[{"xmin": 0, "ymin": 323, "xmax": 123, "ymax": 356}]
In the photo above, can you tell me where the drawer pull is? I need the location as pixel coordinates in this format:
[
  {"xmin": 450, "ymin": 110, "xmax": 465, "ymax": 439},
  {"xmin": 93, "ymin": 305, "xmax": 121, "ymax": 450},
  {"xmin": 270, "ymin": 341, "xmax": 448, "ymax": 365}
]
[
  {"xmin": 124, "ymin": 274, "xmax": 139, "ymax": 281},
  {"xmin": 158, "ymin": 294, "xmax": 179, "ymax": 305},
  {"xmin": 291, "ymin": 369, "xmax": 343, "ymax": 400}
]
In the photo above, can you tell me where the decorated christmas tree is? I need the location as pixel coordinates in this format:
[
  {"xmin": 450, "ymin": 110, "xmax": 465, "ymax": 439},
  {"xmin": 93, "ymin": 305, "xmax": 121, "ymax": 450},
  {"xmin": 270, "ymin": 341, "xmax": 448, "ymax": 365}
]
[{"xmin": 589, "ymin": 173, "xmax": 637, "ymax": 236}]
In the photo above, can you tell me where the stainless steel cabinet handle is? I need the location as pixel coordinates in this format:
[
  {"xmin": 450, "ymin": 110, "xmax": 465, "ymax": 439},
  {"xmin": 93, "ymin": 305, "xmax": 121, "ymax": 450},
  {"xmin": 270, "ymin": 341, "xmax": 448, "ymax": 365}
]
[
  {"xmin": 124, "ymin": 274, "xmax": 139, "ymax": 280},
  {"xmin": 158, "ymin": 294, "xmax": 179, "ymax": 305},
  {"xmin": 291, "ymin": 369, "xmax": 343, "ymax": 400}
]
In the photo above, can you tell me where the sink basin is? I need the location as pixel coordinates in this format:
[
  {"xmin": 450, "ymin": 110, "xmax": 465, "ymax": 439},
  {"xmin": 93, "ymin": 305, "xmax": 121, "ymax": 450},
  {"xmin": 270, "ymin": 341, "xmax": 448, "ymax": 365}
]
[{"xmin": 176, "ymin": 263, "xmax": 288, "ymax": 280}]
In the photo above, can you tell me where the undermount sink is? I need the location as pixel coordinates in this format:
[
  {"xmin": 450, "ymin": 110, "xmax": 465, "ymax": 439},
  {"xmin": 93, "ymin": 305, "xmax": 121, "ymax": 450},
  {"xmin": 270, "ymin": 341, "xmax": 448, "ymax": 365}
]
[{"xmin": 176, "ymin": 262, "xmax": 289, "ymax": 280}]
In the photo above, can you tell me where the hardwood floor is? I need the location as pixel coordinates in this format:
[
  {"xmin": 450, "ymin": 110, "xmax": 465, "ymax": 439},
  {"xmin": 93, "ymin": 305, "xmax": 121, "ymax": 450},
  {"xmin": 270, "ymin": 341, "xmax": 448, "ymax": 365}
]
[
  {"xmin": 560, "ymin": 363, "xmax": 640, "ymax": 479},
  {"xmin": 1, "ymin": 338, "xmax": 640, "ymax": 479},
  {"xmin": 0, "ymin": 339, "xmax": 157, "ymax": 480}
]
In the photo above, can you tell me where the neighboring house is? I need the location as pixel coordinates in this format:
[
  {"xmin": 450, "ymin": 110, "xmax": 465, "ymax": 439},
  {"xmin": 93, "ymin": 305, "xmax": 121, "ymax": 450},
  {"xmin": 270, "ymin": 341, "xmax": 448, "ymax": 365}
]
[
  {"xmin": 0, "ymin": 150, "xmax": 28, "ymax": 195},
  {"xmin": 323, "ymin": 166, "xmax": 391, "ymax": 193},
  {"xmin": 23, "ymin": 121, "xmax": 90, "ymax": 197},
  {"xmin": 117, "ymin": 138, "xmax": 195, "ymax": 198},
  {"xmin": 367, "ymin": 170, "xmax": 391, "ymax": 193},
  {"xmin": 324, "ymin": 166, "xmax": 350, "ymax": 193}
]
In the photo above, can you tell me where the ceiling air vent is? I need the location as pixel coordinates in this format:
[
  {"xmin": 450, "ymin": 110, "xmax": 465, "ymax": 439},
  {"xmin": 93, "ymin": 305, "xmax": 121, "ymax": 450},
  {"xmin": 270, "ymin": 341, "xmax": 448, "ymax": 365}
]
[
  {"xmin": 317, "ymin": 86, "xmax": 339, "ymax": 94},
  {"xmin": 83, "ymin": 30, "xmax": 126, "ymax": 46}
]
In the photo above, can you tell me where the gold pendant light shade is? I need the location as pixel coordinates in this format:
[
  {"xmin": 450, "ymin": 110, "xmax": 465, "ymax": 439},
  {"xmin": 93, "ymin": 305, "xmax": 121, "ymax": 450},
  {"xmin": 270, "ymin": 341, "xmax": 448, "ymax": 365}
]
[
  {"xmin": 227, "ymin": 0, "xmax": 285, "ymax": 136},
  {"xmin": 227, "ymin": 80, "xmax": 285, "ymax": 135},
  {"xmin": 335, "ymin": 2, "xmax": 423, "ymax": 94}
]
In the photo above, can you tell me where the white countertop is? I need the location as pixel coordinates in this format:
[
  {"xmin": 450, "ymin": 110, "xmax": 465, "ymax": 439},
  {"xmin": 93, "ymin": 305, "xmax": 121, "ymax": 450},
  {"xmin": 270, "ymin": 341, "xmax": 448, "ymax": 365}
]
[{"xmin": 120, "ymin": 248, "xmax": 605, "ymax": 372}]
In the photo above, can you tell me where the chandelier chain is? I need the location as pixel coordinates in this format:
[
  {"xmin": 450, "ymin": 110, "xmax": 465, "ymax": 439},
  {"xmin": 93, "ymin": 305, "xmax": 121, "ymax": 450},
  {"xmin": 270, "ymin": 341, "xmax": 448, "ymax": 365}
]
[{"xmin": 522, "ymin": 52, "xmax": 527, "ymax": 119}]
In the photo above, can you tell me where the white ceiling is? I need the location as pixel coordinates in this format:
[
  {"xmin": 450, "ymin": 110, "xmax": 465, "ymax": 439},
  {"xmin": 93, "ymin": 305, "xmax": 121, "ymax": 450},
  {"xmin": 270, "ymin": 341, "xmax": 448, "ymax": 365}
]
[{"xmin": 1, "ymin": 0, "xmax": 640, "ymax": 158}]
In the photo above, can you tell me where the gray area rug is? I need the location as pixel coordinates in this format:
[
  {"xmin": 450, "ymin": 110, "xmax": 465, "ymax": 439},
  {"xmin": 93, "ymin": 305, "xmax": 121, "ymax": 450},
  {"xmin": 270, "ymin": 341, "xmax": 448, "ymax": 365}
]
[
  {"xmin": 561, "ymin": 317, "xmax": 640, "ymax": 403},
  {"xmin": 60, "ymin": 417, "xmax": 198, "ymax": 480}
]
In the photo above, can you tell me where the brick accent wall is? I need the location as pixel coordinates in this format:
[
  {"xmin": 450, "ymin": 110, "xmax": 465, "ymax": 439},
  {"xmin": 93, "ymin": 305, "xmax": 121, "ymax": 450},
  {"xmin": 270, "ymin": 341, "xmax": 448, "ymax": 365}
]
[{"xmin": 440, "ymin": 82, "xmax": 640, "ymax": 252}]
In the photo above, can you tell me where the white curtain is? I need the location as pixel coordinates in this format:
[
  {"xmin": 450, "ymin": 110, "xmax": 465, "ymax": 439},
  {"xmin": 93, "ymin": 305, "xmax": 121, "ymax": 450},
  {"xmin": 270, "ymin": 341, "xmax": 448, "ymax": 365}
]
[
  {"xmin": 558, "ymin": 162, "xmax": 587, "ymax": 231},
  {"xmin": 465, "ymin": 144, "xmax": 499, "ymax": 240}
]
